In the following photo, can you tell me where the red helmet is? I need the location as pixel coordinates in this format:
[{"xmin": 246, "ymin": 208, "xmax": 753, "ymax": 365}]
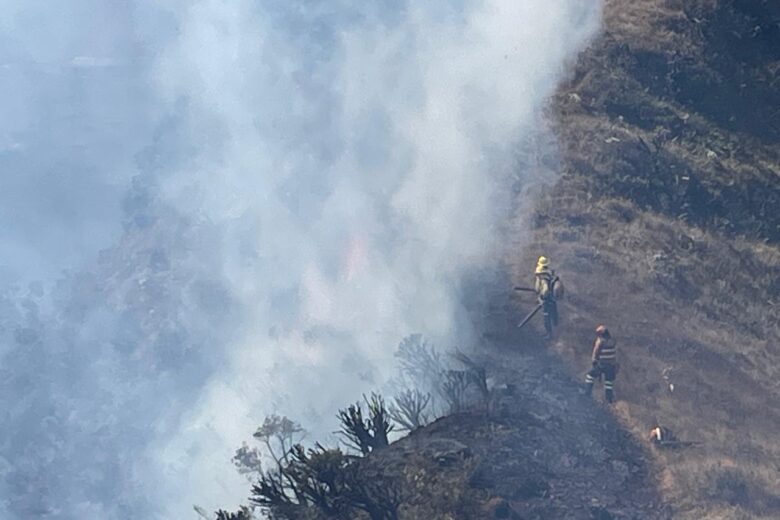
[{"xmin": 595, "ymin": 325, "xmax": 608, "ymax": 336}]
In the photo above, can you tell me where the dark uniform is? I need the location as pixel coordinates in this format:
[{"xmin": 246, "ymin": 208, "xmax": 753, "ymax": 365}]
[
  {"xmin": 585, "ymin": 328, "xmax": 617, "ymax": 403},
  {"xmin": 649, "ymin": 426, "xmax": 676, "ymax": 446}
]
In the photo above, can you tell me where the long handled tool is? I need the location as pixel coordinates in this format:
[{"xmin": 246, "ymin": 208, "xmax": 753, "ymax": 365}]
[
  {"xmin": 517, "ymin": 303, "xmax": 543, "ymax": 329},
  {"xmin": 657, "ymin": 440, "xmax": 703, "ymax": 448},
  {"xmin": 513, "ymin": 286, "xmax": 537, "ymax": 293}
]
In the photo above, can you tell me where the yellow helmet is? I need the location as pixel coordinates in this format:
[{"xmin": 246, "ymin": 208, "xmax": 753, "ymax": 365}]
[{"xmin": 537, "ymin": 256, "xmax": 549, "ymax": 267}]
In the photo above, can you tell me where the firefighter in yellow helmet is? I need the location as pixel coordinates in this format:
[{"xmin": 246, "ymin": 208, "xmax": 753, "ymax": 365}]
[
  {"xmin": 534, "ymin": 256, "xmax": 551, "ymax": 290},
  {"xmin": 533, "ymin": 256, "xmax": 561, "ymax": 338},
  {"xmin": 534, "ymin": 256, "xmax": 563, "ymax": 297}
]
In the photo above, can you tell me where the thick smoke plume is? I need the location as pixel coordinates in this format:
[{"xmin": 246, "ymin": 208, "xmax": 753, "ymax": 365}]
[{"xmin": 0, "ymin": 1, "xmax": 600, "ymax": 518}]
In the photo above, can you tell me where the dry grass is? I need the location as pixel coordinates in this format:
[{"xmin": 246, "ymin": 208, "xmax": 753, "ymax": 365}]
[
  {"xmin": 513, "ymin": 198, "xmax": 780, "ymax": 518},
  {"xmin": 511, "ymin": 0, "xmax": 780, "ymax": 517}
]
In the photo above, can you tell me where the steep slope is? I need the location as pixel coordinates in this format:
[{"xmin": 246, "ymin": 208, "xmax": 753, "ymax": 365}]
[
  {"xmin": 244, "ymin": 323, "xmax": 669, "ymax": 520},
  {"xmin": 513, "ymin": 0, "xmax": 780, "ymax": 518},
  {"xmin": 217, "ymin": 2, "xmax": 779, "ymax": 519},
  {"xmin": 364, "ymin": 329, "xmax": 668, "ymax": 519}
]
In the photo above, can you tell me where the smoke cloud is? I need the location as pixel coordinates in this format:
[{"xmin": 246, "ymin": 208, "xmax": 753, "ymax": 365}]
[{"xmin": 0, "ymin": 1, "xmax": 600, "ymax": 518}]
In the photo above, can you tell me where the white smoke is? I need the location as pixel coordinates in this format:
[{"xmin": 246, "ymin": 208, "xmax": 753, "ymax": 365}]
[
  {"xmin": 0, "ymin": 1, "xmax": 600, "ymax": 518},
  {"xmin": 137, "ymin": 1, "xmax": 601, "ymax": 515},
  {"xmin": 0, "ymin": 0, "xmax": 151, "ymax": 283}
]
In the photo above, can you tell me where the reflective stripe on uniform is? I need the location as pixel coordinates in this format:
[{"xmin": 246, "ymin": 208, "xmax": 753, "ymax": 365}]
[
  {"xmin": 585, "ymin": 374, "xmax": 595, "ymax": 383},
  {"xmin": 595, "ymin": 337, "xmax": 617, "ymax": 362},
  {"xmin": 604, "ymin": 381, "xmax": 614, "ymax": 388},
  {"xmin": 598, "ymin": 346, "xmax": 616, "ymax": 360}
]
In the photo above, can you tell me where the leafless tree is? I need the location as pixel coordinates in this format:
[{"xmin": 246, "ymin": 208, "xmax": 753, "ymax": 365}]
[
  {"xmin": 253, "ymin": 415, "xmax": 305, "ymax": 466},
  {"xmin": 232, "ymin": 442, "xmax": 264, "ymax": 478},
  {"xmin": 395, "ymin": 334, "xmax": 445, "ymax": 389},
  {"xmin": 388, "ymin": 389, "xmax": 431, "ymax": 431},
  {"xmin": 337, "ymin": 393, "xmax": 393, "ymax": 455},
  {"xmin": 451, "ymin": 349, "xmax": 490, "ymax": 407},
  {"xmin": 441, "ymin": 370, "xmax": 471, "ymax": 414},
  {"xmin": 251, "ymin": 444, "xmax": 401, "ymax": 520}
]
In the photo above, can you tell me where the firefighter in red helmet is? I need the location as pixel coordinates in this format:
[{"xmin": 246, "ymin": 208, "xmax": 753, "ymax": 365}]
[{"xmin": 585, "ymin": 325, "xmax": 618, "ymax": 403}]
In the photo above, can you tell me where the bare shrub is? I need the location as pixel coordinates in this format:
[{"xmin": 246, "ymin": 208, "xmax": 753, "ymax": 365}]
[
  {"xmin": 232, "ymin": 442, "xmax": 264, "ymax": 478},
  {"xmin": 439, "ymin": 350, "xmax": 494, "ymax": 413},
  {"xmin": 388, "ymin": 389, "xmax": 431, "ymax": 431},
  {"xmin": 337, "ymin": 393, "xmax": 393, "ymax": 455},
  {"xmin": 252, "ymin": 445, "xmax": 348, "ymax": 516},
  {"xmin": 231, "ymin": 415, "xmax": 304, "ymax": 487},
  {"xmin": 250, "ymin": 444, "xmax": 401, "ymax": 520},
  {"xmin": 395, "ymin": 334, "xmax": 445, "ymax": 391},
  {"xmin": 450, "ymin": 350, "xmax": 490, "ymax": 406},
  {"xmin": 194, "ymin": 506, "xmax": 253, "ymax": 520},
  {"xmin": 441, "ymin": 370, "xmax": 471, "ymax": 414},
  {"xmin": 253, "ymin": 415, "xmax": 305, "ymax": 466},
  {"xmin": 346, "ymin": 474, "xmax": 402, "ymax": 520},
  {"xmin": 215, "ymin": 507, "xmax": 253, "ymax": 520},
  {"xmin": 395, "ymin": 336, "xmax": 492, "ymax": 415}
]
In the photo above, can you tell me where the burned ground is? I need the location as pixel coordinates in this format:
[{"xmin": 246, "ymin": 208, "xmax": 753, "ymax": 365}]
[
  {"xmin": 367, "ymin": 327, "xmax": 670, "ymax": 519},
  {"xmin": 288, "ymin": 327, "xmax": 670, "ymax": 519}
]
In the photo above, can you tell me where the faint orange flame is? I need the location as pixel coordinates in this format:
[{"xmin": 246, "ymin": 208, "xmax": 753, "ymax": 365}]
[{"xmin": 343, "ymin": 234, "xmax": 368, "ymax": 281}]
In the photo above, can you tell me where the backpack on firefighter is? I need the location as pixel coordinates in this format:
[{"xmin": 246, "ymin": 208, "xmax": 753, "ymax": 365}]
[{"xmin": 533, "ymin": 256, "xmax": 564, "ymax": 300}]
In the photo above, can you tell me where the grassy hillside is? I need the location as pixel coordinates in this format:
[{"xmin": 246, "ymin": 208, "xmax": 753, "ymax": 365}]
[{"xmin": 514, "ymin": 0, "xmax": 780, "ymax": 518}]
